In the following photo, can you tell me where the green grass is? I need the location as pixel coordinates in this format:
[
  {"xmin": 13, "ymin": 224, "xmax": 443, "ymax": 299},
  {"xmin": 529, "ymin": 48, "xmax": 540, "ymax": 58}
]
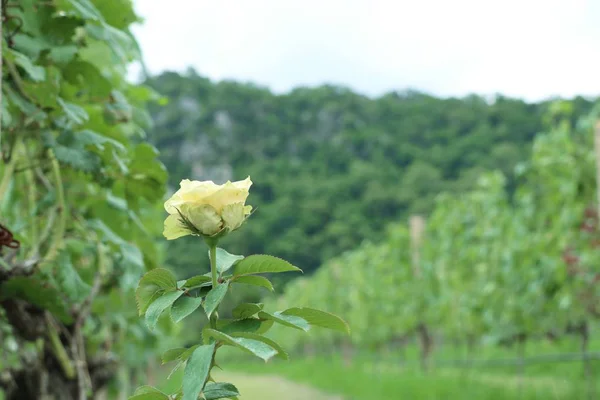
[
  {"xmin": 227, "ymin": 355, "xmax": 590, "ymax": 400},
  {"xmin": 153, "ymin": 336, "xmax": 599, "ymax": 400}
]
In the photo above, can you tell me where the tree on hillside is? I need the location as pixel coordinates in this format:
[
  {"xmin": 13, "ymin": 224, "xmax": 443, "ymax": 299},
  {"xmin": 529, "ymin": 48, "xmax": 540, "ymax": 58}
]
[{"xmin": 145, "ymin": 70, "xmax": 598, "ymax": 276}]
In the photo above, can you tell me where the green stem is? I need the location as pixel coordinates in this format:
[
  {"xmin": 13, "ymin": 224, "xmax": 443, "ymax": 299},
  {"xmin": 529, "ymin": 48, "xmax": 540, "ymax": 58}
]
[
  {"xmin": 46, "ymin": 315, "xmax": 76, "ymax": 379},
  {"xmin": 0, "ymin": 137, "xmax": 19, "ymax": 202},
  {"xmin": 41, "ymin": 150, "xmax": 66, "ymax": 268},
  {"xmin": 209, "ymin": 245, "xmax": 218, "ymax": 288},
  {"xmin": 209, "ymin": 244, "xmax": 218, "ymax": 329}
]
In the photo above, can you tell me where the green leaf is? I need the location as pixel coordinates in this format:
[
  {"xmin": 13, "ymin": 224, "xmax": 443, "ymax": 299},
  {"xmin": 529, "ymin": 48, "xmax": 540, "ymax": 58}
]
[
  {"xmin": 203, "ymin": 282, "xmax": 229, "ymax": 317},
  {"xmin": 161, "ymin": 348, "xmax": 186, "ymax": 364},
  {"xmin": 133, "ymin": 386, "xmax": 167, "ymax": 395},
  {"xmin": 129, "ymin": 386, "xmax": 169, "ymax": 399},
  {"xmin": 232, "ymin": 275, "xmax": 274, "ymax": 292},
  {"xmin": 233, "ymin": 255, "xmax": 302, "ymax": 277},
  {"xmin": 53, "ymin": 251, "xmax": 91, "ymax": 303},
  {"xmin": 212, "ymin": 248, "xmax": 244, "ymax": 274},
  {"xmin": 125, "ymin": 143, "xmax": 167, "ymax": 208},
  {"xmin": 229, "ymin": 333, "xmax": 289, "ymax": 360},
  {"xmin": 182, "ymin": 344, "xmax": 215, "ymax": 400},
  {"xmin": 217, "ymin": 318, "xmax": 263, "ymax": 335},
  {"xmin": 55, "ymin": 0, "xmax": 104, "ymax": 21},
  {"xmin": 232, "ymin": 303, "xmax": 264, "ymax": 319},
  {"xmin": 128, "ymin": 394, "xmax": 169, "ymax": 400},
  {"xmin": 136, "ymin": 268, "xmax": 178, "ymax": 315},
  {"xmin": 171, "ymin": 295, "xmax": 203, "ymax": 323},
  {"xmin": 42, "ymin": 130, "xmax": 100, "ymax": 172},
  {"xmin": 6, "ymin": 49, "xmax": 46, "ymax": 81},
  {"xmin": 63, "ymin": 61, "xmax": 112, "ymax": 98},
  {"xmin": 282, "ymin": 307, "xmax": 350, "ymax": 334},
  {"xmin": 203, "ymin": 329, "xmax": 277, "ymax": 362},
  {"xmin": 86, "ymin": 23, "xmax": 136, "ymax": 64},
  {"xmin": 58, "ymin": 98, "xmax": 89, "ymax": 126},
  {"xmin": 203, "ymin": 382, "xmax": 240, "ymax": 400},
  {"xmin": 181, "ymin": 275, "xmax": 211, "ymax": 289},
  {"xmin": 0, "ymin": 276, "xmax": 72, "ymax": 323},
  {"xmin": 162, "ymin": 344, "xmax": 200, "ymax": 368},
  {"xmin": 145, "ymin": 290, "xmax": 183, "ymax": 331},
  {"xmin": 49, "ymin": 45, "xmax": 79, "ymax": 65},
  {"xmin": 257, "ymin": 311, "xmax": 309, "ymax": 332}
]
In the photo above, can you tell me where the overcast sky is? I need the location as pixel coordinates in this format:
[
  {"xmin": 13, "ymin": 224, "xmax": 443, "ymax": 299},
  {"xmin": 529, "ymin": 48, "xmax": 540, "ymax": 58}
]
[{"xmin": 131, "ymin": 0, "xmax": 600, "ymax": 102}]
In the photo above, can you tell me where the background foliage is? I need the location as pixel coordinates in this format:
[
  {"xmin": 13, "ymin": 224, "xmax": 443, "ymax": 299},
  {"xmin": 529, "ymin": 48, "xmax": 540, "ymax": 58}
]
[
  {"xmin": 0, "ymin": 1, "xmax": 174, "ymax": 399},
  {"xmin": 144, "ymin": 70, "xmax": 597, "ymax": 278}
]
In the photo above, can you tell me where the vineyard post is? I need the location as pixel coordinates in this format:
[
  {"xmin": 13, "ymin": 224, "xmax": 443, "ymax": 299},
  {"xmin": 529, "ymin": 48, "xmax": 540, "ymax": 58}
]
[{"xmin": 410, "ymin": 215, "xmax": 432, "ymax": 371}]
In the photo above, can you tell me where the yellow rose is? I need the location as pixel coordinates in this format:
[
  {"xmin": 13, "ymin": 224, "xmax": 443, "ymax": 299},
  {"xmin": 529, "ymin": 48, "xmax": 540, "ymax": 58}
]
[{"xmin": 163, "ymin": 176, "xmax": 253, "ymax": 240}]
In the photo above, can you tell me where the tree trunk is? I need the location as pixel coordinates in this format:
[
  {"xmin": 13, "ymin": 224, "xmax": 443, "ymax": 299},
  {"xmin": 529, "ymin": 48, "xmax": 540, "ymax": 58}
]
[
  {"xmin": 418, "ymin": 323, "xmax": 433, "ymax": 372},
  {"xmin": 0, "ymin": 300, "xmax": 117, "ymax": 400}
]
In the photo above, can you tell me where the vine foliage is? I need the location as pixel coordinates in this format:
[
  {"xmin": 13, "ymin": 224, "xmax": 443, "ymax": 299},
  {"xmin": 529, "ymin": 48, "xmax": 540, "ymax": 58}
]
[{"xmin": 0, "ymin": 1, "xmax": 171, "ymax": 399}]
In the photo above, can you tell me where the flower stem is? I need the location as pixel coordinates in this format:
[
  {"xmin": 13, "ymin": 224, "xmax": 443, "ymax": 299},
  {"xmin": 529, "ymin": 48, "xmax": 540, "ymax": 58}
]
[
  {"xmin": 209, "ymin": 244, "xmax": 218, "ymax": 329},
  {"xmin": 209, "ymin": 245, "xmax": 218, "ymax": 288}
]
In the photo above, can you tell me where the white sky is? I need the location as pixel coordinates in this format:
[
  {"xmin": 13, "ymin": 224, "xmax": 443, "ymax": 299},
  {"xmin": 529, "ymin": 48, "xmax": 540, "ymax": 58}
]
[{"xmin": 131, "ymin": 0, "xmax": 600, "ymax": 101}]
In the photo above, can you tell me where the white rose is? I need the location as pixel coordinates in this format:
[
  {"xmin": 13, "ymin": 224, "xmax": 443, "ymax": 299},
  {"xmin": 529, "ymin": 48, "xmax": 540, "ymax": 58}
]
[{"xmin": 163, "ymin": 176, "xmax": 253, "ymax": 240}]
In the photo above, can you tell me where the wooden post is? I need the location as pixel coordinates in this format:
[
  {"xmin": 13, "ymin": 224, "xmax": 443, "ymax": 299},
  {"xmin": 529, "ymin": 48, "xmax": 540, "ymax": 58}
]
[
  {"xmin": 409, "ymin": 215, "xmax": 425, "ymax": 278},
  {"xmin": 410, "ymin": 215, "xmax": 432, "ymax": 371}
]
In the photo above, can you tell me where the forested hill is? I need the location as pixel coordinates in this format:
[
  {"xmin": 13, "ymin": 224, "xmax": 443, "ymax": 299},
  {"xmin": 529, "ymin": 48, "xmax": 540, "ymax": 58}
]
[{"xmin": 145, "ymin": 69, "xmax": 597, "ymax": 275}]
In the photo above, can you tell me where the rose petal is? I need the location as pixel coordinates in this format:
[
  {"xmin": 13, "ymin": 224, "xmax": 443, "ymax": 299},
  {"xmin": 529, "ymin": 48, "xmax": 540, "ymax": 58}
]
[
  {"xmin": 163, "ymin": 214, "xmax": 191, "ymax": 240},
  {"xmin": 222, "ymin": 202, "xmax": 246, "ymax": 231},
  {"xmin": 182, "ymin": 203, "xmax": 223, "ymax": 236},
  {"xmin": 232, "ymin": 176, "xmax": 253, "ymax": 191},
  {"xmin": 203, "ymin": 181, "xmax": 250, "ymax": 213}
]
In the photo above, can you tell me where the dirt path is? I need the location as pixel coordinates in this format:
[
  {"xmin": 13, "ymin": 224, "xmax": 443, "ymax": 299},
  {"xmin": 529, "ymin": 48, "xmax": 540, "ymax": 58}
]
[{"xmin": 213, "ymin": 371, "xmax": 344, "ymax": 400}]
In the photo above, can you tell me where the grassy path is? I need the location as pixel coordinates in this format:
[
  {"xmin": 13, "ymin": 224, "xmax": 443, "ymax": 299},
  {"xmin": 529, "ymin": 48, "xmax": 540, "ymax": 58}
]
[{"xmin": 213, "ymin": 371, "xmax": 344, "ymax": 400}]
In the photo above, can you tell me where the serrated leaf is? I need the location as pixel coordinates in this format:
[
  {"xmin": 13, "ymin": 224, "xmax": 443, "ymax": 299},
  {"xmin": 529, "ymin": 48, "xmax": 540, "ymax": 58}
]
[
  {"xmin": 232, "ymin": 303, "xmax": 264, "ymax": 319},
  {"xmin": 126, "ymin": 143, "xmax": 167, "ymax": 208},
  {"xmin": 182, "ymin": 344, "xmax": 215, "ymax": 400},
  {"xmin": 258, "ymin": 311, "xmax": 309, "ymax": 332},
  {"xmin": 6, "ymin": 49, "xmax": 46, "ymax": 81},
  {"xmin": 136, "ymin": 268, "xmax": 178, "ymax": 315},
  {"xmin": 232, "ymin": 275, "xmax": 274, "ymax": 292},
  {"xmin": 229, "ymin": 333, "xmax": 288, "ymax": 360},
  {"xmin": 58, "ymin": 98, "xmax": 89, "ymax": 126},
  {"xmin": 161, "ymin": 348, "xmax": 186, "ymax": 364},
  {"xmin": 133, "ymin": 386, "xmax": 167, "ymax": 395},
  {"xmin": 203, "ymin": 382, "xmax": 240, "ymax": 400},
  {"xmin": 233, "ymin": 255, "xmax": 302, "ymax": 277},
  {"xmin": 203, "ymin": 282, "xmax": 229, "ymax": 317},
  {"xmin": 54, "ymin": 251, "xmax": 91, "ymax": 303},
  {"xmin": 43, "ymin": 131, "xmax": 100, "ymax": 172},
  {"xmin": 212, "ymin": 248, "xmax": 244, "ymax": 274},
  {"xmin": 145, "ymin": 290, "xmax": 183, "ymax": 331},
  {"xmin": 130, "ymin": 386, "xmax": 169, "ymax": 399},
  {"xmin": 49, "ymin": 45, "xmax": 79, "ymax": 65},
  {"xmin": 282, "ymin": 307, "xmax": 350, "ymax": 334},
  {"xmin": 128, "ymin": 394, "xmax": 169, "ymax": 400},
  {"xmin": 56, "ymin": 0, "xmax": 104, "ymax": 21},
  {"xmin": 0, "ymin": 276, "xmax": 72, "ymax": 323},
  {"xmin": 181, "ymin": 275, "xmax": 211, "ymax": 289},
  {"xmin": 164, "ymin": 344, "xmax": 200, "ymax": 379},
  {"xmin": 171, "ymin": 295, "xmax": 203, "ymax": 323},
  {"xmin": 217, "ymin": 318, "xmax": 263, "ymax": 335},
  {"xmin": 203, "ymin": 329, "xmax": 277, "ymax": 361},
  {"xmin": 86, "ymin": 23, "xmax": 136, "ymax": 64},
  {"xmin": 63, "ymin": 61, "xmax": 112, "ymax": 98}
]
